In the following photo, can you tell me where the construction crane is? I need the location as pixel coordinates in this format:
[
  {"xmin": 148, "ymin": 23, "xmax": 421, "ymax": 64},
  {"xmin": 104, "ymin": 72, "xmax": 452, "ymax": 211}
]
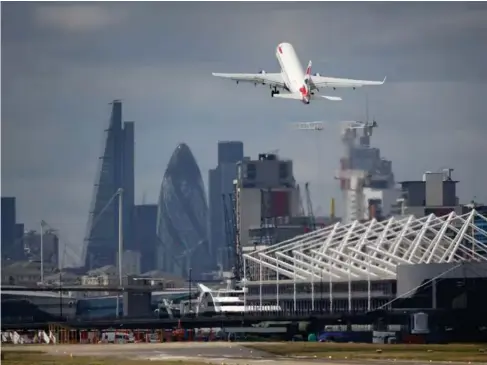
[
  {"xmin": 222, "ymin": 193, "xmax": 248, "ymax": 284},
  {"xmin": 335, "ymin": 169, "xmax": 371, "ymax": 223},
  {"xmin": 304, "ymin": 182, "xmax": 316, "ymax": 231},
  {"xmin": 296, "ymin": 184, "xmax": 306, "ymax": 216}
]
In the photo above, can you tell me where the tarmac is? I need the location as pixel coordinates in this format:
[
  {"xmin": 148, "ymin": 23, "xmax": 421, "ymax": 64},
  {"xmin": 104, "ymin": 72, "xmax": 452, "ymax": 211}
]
[{"xmin": 6, "ymin": 342, "xmax": 479, "ymax": 365}]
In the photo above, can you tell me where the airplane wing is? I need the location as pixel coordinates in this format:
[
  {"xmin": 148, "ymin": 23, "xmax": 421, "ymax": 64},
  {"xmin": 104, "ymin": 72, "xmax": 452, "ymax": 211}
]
[
  {"xmin": 212, "ymin": 72, "xmax": 286, "ymax": 89},
  {"xmin": 310, "ymin": 75, "xmax": 386, "ymax": 89}
]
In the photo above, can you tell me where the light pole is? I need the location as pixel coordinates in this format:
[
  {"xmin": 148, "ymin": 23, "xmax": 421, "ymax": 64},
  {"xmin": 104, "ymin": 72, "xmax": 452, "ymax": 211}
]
[
  {"xmin": 40, "ymin": 221, "xmax": 45, "ymax": 284},
  {"xmin": 115, "ymin": 188, "xmax": 124, "ymax": 319},
  {"xmin": 60, "ymin": 271, "xmax": 63, "ymax": 320},
  {"xmin": 188, "ymin": 267, "xmax": 192, "ymax": 316}
]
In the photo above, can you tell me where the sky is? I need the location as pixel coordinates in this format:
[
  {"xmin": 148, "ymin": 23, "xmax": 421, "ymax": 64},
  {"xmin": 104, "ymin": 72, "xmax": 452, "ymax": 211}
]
[{"xmin": 2, "ymin": 2, "xmax": 487, "ymax": 267}]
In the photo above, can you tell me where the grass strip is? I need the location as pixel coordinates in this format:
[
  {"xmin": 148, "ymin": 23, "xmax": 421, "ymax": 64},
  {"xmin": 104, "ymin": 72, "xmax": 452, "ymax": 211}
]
[
  {"xmin": 246, "ymin": 343, "xmax": 487, "ymax": 362},
  {"xmin": 1, "ymin": 351, "xmax": 211, "ymax": 365}
]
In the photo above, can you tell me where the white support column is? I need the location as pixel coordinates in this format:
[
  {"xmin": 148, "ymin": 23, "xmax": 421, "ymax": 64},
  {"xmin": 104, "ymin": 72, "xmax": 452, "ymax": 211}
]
[
  {"xmin": 293, "ymin": 256, "xmax": 297, "ymax": 311},
  {"xmin": 311, "ymin": 267, "xmax": 315, "ymax": 311},
  {"xmin": 40, "ymin": 221, "xmax": 44, "ymax": 284},
  {"xmin": 432, "ymin": 278, "xmax": 437, "ymax": 309},
  {"xmin": 276, "ymin": 258, "xmax": 280, "ymax": 309},
  {"xmin": 367, "ymin": 246, "xmax": 371, "ymax": 311},
  {"xmin": 259, "ymin": 260, "xmax": 263, "ymax": 308},
  {"xmin": 243, "ymin": 258, "xmax": 247, "ymax": 311},
  {"xmin": 348, "ymin": 262, "xmax": 352, "ymax": 313},
  {"xmin": 329, "ymin": 260, "xmax": 333, "ymax": 313}
]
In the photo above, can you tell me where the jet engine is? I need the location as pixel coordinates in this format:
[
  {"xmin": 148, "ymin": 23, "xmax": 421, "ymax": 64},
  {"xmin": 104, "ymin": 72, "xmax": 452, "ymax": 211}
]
[
  {"xmin": 259, "ymin": 70, "xmax": 266, "ymax": 74},
  {"xmin": 314, "ymin": 73, "xmax": 321, "ymax": 76}
]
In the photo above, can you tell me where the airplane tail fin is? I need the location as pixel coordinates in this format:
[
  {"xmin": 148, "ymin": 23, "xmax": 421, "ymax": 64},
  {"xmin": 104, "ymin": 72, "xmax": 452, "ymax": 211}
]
[{"xmin": 305, "ymin": 60, "xmax": 312, "ymax": 78}]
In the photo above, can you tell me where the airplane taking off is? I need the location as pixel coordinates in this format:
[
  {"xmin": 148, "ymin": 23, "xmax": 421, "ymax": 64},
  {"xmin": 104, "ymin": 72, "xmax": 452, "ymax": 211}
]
[{"xmin": 212, "ymin": 42, "xmax": 386, "ymax": 105}]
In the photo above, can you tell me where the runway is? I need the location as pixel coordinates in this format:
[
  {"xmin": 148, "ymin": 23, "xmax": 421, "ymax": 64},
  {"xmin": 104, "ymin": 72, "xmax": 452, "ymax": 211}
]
[{"xmin": 8, "ymin": 342, "xmax": 478, "ymax": 365}]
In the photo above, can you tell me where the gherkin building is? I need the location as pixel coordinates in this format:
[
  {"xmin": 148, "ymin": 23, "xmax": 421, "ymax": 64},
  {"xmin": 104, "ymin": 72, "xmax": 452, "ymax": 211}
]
[{"xmin": 156, "ymin": 143, "xmax": 211, "ymax": 278}]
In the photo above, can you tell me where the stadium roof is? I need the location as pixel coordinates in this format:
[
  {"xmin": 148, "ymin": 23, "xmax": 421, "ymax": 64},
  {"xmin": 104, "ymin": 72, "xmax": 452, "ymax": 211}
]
[{"xmin": 243, "ymin": 209, "xmax": 487, "ymax": 282}]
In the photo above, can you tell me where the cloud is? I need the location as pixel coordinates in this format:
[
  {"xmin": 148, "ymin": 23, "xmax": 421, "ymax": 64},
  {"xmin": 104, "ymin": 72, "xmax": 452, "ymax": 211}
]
[{"xmin": 35, "ymin": 4, "xmax": 128, "ymax": 32}]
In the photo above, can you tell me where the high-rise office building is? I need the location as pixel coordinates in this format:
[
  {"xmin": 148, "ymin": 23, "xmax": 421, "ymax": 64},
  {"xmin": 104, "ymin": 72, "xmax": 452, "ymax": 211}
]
[
  {"xmin": 1, "ymin": 197, "xmax": 25, "ymax": 260},
  {"xmin": 1, "ymin": 197, "xmax": 16, "ymax": 255},
  {"xmin": 83, "ymin": 100, "xmax": 135, "ymax": 270},
  {"xmin": 208, "ymin": 141, "xmax": 244, "ymax": 269},
  {"xmin": 156, "ymin": 143, "xmax": 210, "ymax": 278},
  {"xmin": 234, "ymin": 153, "xmax": 299, "ymax": 252},
  {"xmin": 133, "ymin": 204, "xmax": 158, "ymax": 273}
]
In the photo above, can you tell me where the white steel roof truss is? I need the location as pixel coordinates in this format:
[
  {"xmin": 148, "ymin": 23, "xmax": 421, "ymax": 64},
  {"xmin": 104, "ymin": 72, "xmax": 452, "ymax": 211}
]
[
  {"xmin": 346, "ymin": 246, "xmax": 400, "ymax": 272},
  {"xmin": 272, "ymin": 256, "xmax": 310, "ymax": 281},
  {"xmin": 349, "ymin": 244, "xmax": 410, "ymax": 268},
  {"xmin": 405, "ymin": 214, "xmax": 437, "ymax": 262},
  {"xmin": 366, "ymin": 217, "xmax": 395, "ymax": 262},
  {"xmin": 442, "ymin": 211, "xmax": 474, "ymax": 262},
  {"xmin": 314, "ymin": 222, "xmax": 342, "ymax": 256},
  {"xmin": 294, "ymin": 249, "xmax": 356, "ymax": 279},
  {"xmin": 441, "ymin": 213, "xmax": 487, "ymax": 260},
  {"xmin": 420, "ymin": 211, "xmax": 455, "ymax": 263},
  {"xmin": 244, "ymin": 253, "xmax": 307, "ymax": 281},
  {"xmin": 243, "ymin": 210, "xmax": 487, "ymax": 283},
  {"xmin": 258, "ymin": 251, "xmax": 317, "ymax": 280},
  {"xmin": 327, "ymin": 247, "xmax": 394, "ymax": 278},
  {"xmin": 262, "ymin": 223, "xmax": 341, "ymax": 256},
  {"xmin": 353, "ymin": 219, "xmax": 380, "ymax": 261},
  {"xmin": 391, "ymin": 216, "xmax": 415, "ymax": 256},
  {"xmin": 308, "ymin": 249, "xmax": 362, "ymax": 279},
  {"xmin": 287, "ymin": 250, "xmax": 340, "ymax": 280},
  {"xmin": 282, "ymin": 251, "xmax": 324, "ymax": 279}
]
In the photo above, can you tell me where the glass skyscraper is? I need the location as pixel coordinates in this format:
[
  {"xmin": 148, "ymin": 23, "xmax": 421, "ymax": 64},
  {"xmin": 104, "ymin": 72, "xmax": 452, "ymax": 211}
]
[
  {"xmin": 83, "ymin": 100, "xmax": 135, "ymax": 270},
  {"xmin": 156, "ymin": 143, "xmax": 210, "ymax": 278}
]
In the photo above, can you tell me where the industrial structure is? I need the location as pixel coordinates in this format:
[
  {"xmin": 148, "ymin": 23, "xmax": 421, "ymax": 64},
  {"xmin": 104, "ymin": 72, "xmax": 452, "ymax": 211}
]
[
  {"xmin": 208, "ymin": 141, "xmax": 244, "ymax": 271},
  {"xmin": 394, "ymin": 169, "xmax": 461, "ymax": 217},
  {"xmin": 242, "ymin": 209, "xmax": 487, "ymax": 312}
]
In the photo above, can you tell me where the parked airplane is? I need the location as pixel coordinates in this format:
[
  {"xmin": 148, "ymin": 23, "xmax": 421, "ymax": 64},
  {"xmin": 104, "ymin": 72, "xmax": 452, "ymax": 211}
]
[{"xmin": 212, "ymin": 42, "xmax": 386, "ymax": 105}]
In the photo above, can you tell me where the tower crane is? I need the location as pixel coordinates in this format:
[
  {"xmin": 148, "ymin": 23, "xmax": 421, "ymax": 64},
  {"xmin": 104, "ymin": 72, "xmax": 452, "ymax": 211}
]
[
  {"xmin": 296, "ymin": 184, "xmax": 306, "ymax": 217},
  {"xmin": 304, "ymin": 182, "xmax": 316, "ymax": 231}
]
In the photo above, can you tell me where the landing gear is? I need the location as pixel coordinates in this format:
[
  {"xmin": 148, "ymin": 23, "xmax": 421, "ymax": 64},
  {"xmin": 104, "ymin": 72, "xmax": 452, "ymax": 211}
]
[{"xmin": 271, "ymin": 87, "xmax": 280, "ymax": 97}]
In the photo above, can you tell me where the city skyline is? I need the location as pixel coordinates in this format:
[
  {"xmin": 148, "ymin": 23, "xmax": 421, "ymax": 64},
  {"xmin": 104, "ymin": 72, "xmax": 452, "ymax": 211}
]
[{"xmin": 2, "ymin": 2, "xmax": 487, "ymax": 257}]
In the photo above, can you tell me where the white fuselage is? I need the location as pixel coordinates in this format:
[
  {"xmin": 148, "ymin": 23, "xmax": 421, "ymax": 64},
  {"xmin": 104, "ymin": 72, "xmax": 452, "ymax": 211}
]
[{"xmin": 275, "ymin": 42, "xmax": 310, "ymax": 104}]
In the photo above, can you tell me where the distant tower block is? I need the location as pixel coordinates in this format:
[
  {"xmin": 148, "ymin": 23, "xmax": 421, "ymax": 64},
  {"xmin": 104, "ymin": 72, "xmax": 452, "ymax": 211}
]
[
  {"xmin": 336, "ymin": 120, "xmax": 395, "ymax": 224},
  {"xmin": 335, "ymin": 169, "xmax": 370, "ymax": 223}
]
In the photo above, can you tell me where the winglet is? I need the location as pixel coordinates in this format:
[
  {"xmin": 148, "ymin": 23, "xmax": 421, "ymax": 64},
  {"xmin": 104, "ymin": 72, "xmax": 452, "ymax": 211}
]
[{"xmin": 382, "ymin": 76, "xmax": 387, "ymax": 84}]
